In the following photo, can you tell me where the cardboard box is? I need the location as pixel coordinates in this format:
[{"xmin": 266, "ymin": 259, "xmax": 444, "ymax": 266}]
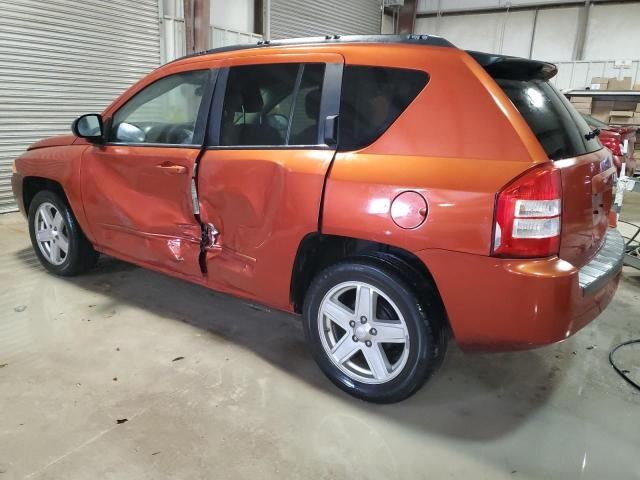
[
  {"xmin": 590, "ymin": 112, "xmax": 610, "ymax": 123},
  {"xmin": 633, "ymin": 84, "xmax": 640, "ymax": 91},
  {"xmin": 593, "ymin": 100, "xmax": 615, "ymax": 108},
  {"xmin": 613, "ymin": 101, "xmax": 637, "ymax": 110},
  {"xmin": 636, "ymin": 104, "xmax": 640, "ymax": 112},
  {"xmin": 610, "ymin": 116, "xmax": 640, "ymax": 125},
  {"xmin": 608, "ymin": 77, "xmax": 633, "ymax": 90},
  {"xmin": 609, "ymin": 110, "xmax": 634, "ymax": 117},
  {"xmin": 574, "ymin": 108, "xmax": 592, "ymax": 114},
  {"xmin": 591, "ymin": 77, "xmax": 609, "ymax": 84},
  {"xmin": 609, "ymin": 117, "xmax": 630, "ymax": 124},
  {"xmin": 570, "ymin": 96, "xmax": 593, "ymax": 105}
]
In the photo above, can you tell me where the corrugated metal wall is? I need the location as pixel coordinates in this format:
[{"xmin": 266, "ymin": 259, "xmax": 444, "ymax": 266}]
[
  {"xmin": 0, "ymin": 0, "xmax": 161, "ymax": 213},
  {"xmin": 270, "ymin": 0, "xmax": 382, "ymax": 39}
]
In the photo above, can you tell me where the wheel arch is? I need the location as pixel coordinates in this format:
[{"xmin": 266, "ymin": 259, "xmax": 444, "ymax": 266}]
[
  {"xmin": 290, "ymin": 233, "xmax": 451, "ymax": 334},
  {"xmin": 23, "ymin": 176, "xmax": 70, "ymax": 214}
]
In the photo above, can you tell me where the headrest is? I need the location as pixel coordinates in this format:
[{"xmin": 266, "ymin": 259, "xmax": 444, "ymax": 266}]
[
  {"xmin": 225, "ymin": 82, "xmax": 264, "ymax": 114},
  {"xmin": 240, "ymin": 83, "xmax": 263, "ymax": 113},
  {"xmin": 305, "ymin": 88, "xmax": 321, "ymax": 120}
]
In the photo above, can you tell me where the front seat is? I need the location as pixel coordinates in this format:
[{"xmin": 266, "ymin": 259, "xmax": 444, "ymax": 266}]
[
  {"xmin": 290, "ymin": 88, "xmax": 321, "ymax": 145},
  {"xmin": 224, "ymin": 83, "xmax": 282, "ymax": 146}
]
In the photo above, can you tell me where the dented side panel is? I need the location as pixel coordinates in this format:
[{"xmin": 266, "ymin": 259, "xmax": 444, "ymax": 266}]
[
  {"xmin": 81, "ymin": 145, "xmax": 204, "ymax": 279},
  {"xmin": 197, "ymin": 149, "xmax": 335, "ymax": 309}
]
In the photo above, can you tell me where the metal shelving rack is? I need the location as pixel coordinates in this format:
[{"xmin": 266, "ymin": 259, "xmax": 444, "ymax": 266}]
[{"xmin": 564, "ymin": 90, "xmax": 640, "ymax": 97}]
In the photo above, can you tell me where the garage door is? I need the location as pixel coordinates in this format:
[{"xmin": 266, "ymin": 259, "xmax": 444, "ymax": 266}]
[
  {"xmin": 270, "ymin": 0, "xmax": 382, "ymax": 40},
  {"xmin": 0, "ymin": 0, "xmax": 161, "ymax": 213}
]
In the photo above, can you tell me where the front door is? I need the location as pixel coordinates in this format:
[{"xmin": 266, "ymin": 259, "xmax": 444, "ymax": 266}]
[{"xmin": 81, "ymin": 69, "xmax": 214, "ymax": 279}]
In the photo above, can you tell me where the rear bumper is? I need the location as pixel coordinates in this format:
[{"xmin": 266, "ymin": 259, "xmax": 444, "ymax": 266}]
[{"xmin": 416, "ymin": 228, "xmax": 624, "ymax": 351}]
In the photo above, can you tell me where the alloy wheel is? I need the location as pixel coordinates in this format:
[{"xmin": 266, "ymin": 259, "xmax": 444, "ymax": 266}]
[
  {"xmin": 318, "ymin": 281, "xmax": 410, "ymax": 384},
  {"xmin": 34, "ymin": 202, "xmax": 70, "ymax": 266}
]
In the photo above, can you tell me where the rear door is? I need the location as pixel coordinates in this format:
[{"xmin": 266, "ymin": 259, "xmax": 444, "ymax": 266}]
[
  {"xmin": 497, "ymin": 78, "xmax": 614, "ymax": 268},
  {"xmin": 196, "ymin": 53, "xmax": 344, "ymax": 308}
]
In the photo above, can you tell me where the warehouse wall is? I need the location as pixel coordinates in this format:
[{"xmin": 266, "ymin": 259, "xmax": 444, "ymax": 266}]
[
  {"xmin": 531, "ymin": 7, "xmax": 581, "ymax": 61},
  {"xmin": 417, "ymin": 0, "xmax": 572, "ymax": 11},
  {"xmin": 211, "ymin": 0, "xmax": 253, "ymax": 32},
  {"xmin": 585, "ymin": 3, "xmax": 640, "ymax": 59},
  {"xmin": 415, "ymin": 2, "xmax": 640, "ymax": 62}
]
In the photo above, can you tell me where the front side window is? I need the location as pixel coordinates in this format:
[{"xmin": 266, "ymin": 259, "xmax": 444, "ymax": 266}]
[
  {"xmin": 338, "ymin": 66, "xmax": 429, "ymax": 151},
  {"xmin": 111, "ymin": 70, "xmax": 209, "ymax": 145},
  {"xmin": 220, "ymin": 63, "xmax": 325, "ymax": 146}
]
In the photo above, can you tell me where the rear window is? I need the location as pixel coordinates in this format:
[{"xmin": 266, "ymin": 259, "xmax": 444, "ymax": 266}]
[
  {"xmin": 339, "ymin": 66, "xmax": 428, "ymax": 151},
  {"xmin": 497, "ymin": 79, "xmax": 601, "ymax": 160}
]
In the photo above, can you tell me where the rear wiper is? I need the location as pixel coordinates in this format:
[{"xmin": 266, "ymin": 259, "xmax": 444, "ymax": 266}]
[{"xmin": 585, "ymin": 128, "xmax": 601, "ymax": 140}]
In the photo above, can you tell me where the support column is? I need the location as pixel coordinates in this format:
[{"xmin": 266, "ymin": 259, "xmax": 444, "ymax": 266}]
[
  {"xmin": 254, "ymin": 0, "xmax": 264, "ymax": 35},
  {"xmin": 573, "ymin": 0, "xmax": 592, "ymax": 61},
  {"xmin": 397, "ymin": 0, "xmax": 418, "ymax": 34},
  {"xmin": 184, "ymin": 0, "xmax": 210, "ymax": 53}
]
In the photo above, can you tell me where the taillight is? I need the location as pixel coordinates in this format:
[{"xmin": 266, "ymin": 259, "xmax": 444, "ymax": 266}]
[
  {"xmin": 492, "ymin": 164, "xmax": 562, "ymax": 258},
  {"xmin": 601, "ymin": 139, "xmax": 622, "ymax": 156}
]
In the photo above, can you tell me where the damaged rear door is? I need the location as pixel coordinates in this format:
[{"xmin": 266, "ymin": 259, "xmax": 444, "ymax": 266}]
[
  {"xmin": 81, "ymin": 67, "xmax": 217, "ymax": 279},
  {"xmin": 196, "ymin": 53, "xmax": 344, "ymax": 308}
]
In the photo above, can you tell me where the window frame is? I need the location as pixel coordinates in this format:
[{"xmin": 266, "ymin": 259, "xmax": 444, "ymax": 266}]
[
  {"xmin": 105, "ymin": 68, "xmax": 217, "ymax": 149},
  {"xmin": 206, "ymin": 61, "xmax": 343, "ymax": 150}
]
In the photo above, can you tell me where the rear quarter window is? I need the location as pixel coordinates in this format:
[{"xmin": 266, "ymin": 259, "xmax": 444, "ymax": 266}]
[
  {"xmin": 338, "ymin": 66, "xmax": 428, "ymax": 151},
  {"xmin": 497, "ymin": 79, "xmax": 601, "ymax": 160}
]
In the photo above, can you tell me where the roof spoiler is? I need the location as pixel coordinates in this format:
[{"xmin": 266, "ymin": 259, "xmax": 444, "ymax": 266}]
[{"xmin": 467, "ymin": 51, "xmax": 557, "ymax": 81}]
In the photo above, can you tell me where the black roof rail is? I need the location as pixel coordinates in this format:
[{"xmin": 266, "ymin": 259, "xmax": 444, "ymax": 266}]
[
  {"xmin": 170, "ymin": 34, "xmax": 455, "ymax": 64},
  {"xmin": 467, "ymin": 50, "xmax": 557, "ymax": 80}
]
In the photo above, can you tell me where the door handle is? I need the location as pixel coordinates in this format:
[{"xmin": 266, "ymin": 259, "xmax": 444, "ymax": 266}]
[{"xmin": 156, "ymin": 162, "xmax": 187, "ymax": 174}]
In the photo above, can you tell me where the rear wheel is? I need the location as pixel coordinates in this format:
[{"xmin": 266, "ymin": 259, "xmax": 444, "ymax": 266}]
[
  {"xmin": 303, "ymin": 259, "xmax": 446, "ymax": 403},
  {"xmin": 28, "ymin": 190, "xmax": 98, "ymax": 276}
]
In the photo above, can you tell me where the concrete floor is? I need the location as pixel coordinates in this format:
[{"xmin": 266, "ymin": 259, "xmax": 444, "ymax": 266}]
[{"xmin": 1, "ymin": 201, "xmax": 639, "ymax": 480}]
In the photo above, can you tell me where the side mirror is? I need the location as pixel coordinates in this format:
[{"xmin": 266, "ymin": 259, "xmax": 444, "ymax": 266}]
[{"xmin": 72, "ymin": 114, "xmax": 104, "ymax": 143}]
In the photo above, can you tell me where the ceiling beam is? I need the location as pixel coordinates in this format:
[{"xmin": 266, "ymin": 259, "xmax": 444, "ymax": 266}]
[{"xmin": 417, "ymin": 0, "xmax": 640, "ymax": 18}]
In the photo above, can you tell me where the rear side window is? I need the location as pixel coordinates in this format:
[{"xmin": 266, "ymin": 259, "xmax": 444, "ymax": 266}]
[
  {"xmin": 497, "ymin": 79, "xmax": 601, "ymax": 160},
  {"xmin": 339, "ymin": 66, "xmax": 428, "ymax": 151},
  {"xmin": 220, "ymin": 63, "xmax": 325, "ymax": 147}
]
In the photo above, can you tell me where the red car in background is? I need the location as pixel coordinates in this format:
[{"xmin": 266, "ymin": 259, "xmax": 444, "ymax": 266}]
[{"xmin": 582, "ymin": 113, "xmax": 637, "ymax": 176}]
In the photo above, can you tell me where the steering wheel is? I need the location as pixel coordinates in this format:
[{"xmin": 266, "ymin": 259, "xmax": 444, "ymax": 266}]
[
  {"xmin": 164, "ymin": 124, "xmax": 194, "ymax": 144},
  {"xmin": 146, "ymin": 124, "xmax": 194, "ymax": 144}
]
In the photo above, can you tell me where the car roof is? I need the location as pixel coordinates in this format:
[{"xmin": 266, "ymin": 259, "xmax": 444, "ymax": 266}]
[
  {"xmin": 169, "ymin": 34, "xmax": 455, "ymax": 64},
  {"xmin": 166, "ymin": 34, "xmax": 557, "ymax": 82}
]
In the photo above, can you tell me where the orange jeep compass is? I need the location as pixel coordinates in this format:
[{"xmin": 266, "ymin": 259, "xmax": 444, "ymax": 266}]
[{"xmin": 11, "ymin": 35, "xmax": 625, "ymax": 403}]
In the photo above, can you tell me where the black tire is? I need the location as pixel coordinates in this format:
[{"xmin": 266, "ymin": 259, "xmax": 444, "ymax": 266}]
[
  {"xmin": 303, "ymin": 258, "xmax": 447, "ymax": 403},
  {"xmin": 28, "ymin": 190, "xmax": 99, "ymax": 276}
]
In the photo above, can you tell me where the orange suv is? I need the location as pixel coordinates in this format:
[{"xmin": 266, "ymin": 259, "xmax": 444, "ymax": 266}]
[{"xmin": 11, "ymin": 35, "xmax": 625, "ymax": 402}]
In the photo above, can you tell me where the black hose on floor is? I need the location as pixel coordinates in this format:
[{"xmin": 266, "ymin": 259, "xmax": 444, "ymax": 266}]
[{"xmin": 609, "ymin": 339, "xmax": 640, "ymax": 391}]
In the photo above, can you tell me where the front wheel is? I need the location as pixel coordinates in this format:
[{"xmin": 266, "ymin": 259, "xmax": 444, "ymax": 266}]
[
  {"xmin": 28, "ymin": 190, "xmax": 99, "ymax": 276},
  {"xmin": 303, "ymin": 259, "xmax": 446, "ymax": 403}
]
